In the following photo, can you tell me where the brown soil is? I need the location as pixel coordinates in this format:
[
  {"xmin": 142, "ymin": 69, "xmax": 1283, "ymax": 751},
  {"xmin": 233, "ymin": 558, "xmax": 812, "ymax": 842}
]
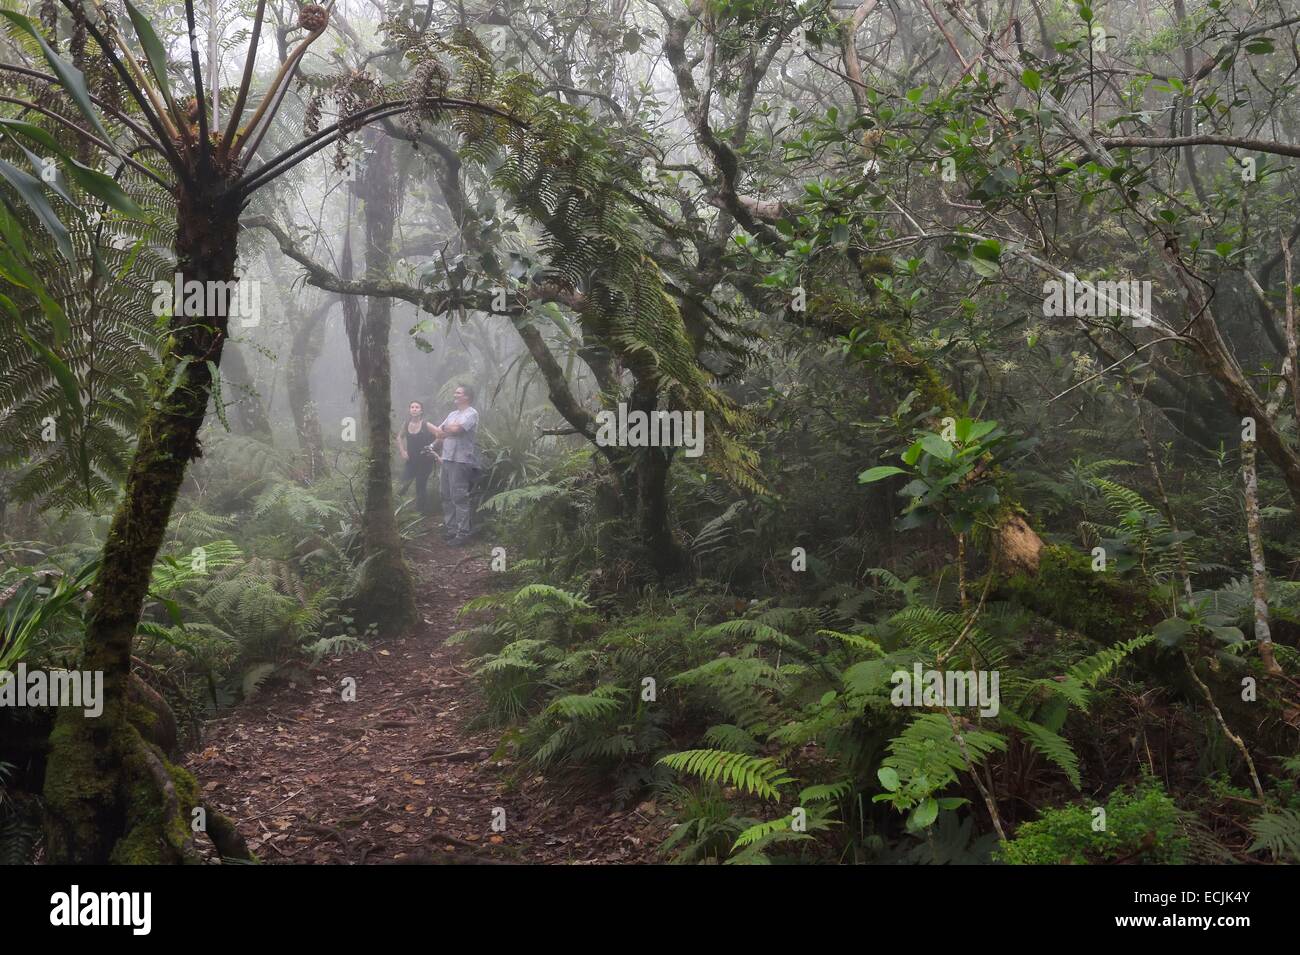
[{"xmin": 187, "ymin": 532, "xmax": 668, "ymax": 864}]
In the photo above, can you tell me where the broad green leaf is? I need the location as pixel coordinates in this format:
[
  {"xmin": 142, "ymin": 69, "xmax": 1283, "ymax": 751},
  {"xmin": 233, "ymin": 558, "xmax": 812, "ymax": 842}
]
[
  {"xmin": 0, "ymin": 120, "xmax": 143, "ymax": 215},
  {"xmin": 4, "ymin": 133, "xmax": 74, "ymax": 206},
  {"xmin": 900, "ymin": 478, "xmax": 929, "ymax": 499},
  {"xmin": 919, "ymin": 433, "xmax": 955, "ymax": 462},
  {"xmin": 163, "ymin": 357, "xmax": 192, "ymax": 398},
  {"xmin": 0, "ymin": 156, "xmax": 74, "ymax": 263},
  {"xmin": 1153, "ymin": 616, "xmax": 1192, "ymax": 647},
  {"xmin": 0, "ymin": 192, "xmax": 30, "ymax": 257},
  {"xmin": 16, "ymin": 327, "xmax": 81, "ymax": 429},
  {"xmin": 859, "ymin": 465, "xmax": 907, "ymax": 483},
  {"xmin": 0, "ymin": 226, "xmax": 68, "ymax": 339},
  {"xmin": 955, "ymin": 418, "xmax": 998, "ymax": 444},
  {"xmin": 124, "ymin": 0, "xmax": 175, "ymax": 103},
  {"xmin": 1208, "ymin": 626, "xmax": 1244, "ymax": 645},
  {"xmin": 909, "ymin": 797, "xmax": 939, "ymax": 829}
]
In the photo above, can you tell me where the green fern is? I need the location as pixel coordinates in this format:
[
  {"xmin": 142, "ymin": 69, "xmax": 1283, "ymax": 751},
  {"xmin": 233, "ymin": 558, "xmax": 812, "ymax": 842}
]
[
  {"xmin": 479, "ymin": 483, "xmax": 564, "ymax": 512},
  {"xmin": 659, "ymin": 749, "xmax": 794, "ymax": 801},
  {"xmin": 543, "ymin": 687, "xmax": 626, "ymax": 720},
  {"xmin": 877, "ymin": 713, "xmax": 1006, "ymax": 817},
  {"xmin": 704, "ymin": 723, "xmax": 760, "ymax": 754},
  {"xmin": 1248, "ymin": 809, "xmax": 1300, "ymax": 862},
  {"xmin": 999, "ymin": 710, "xmax": 1081, "ymax": 789},
  {"xmin": 0, "ymin": 130, "xmax": 172, "ymax": 509}
]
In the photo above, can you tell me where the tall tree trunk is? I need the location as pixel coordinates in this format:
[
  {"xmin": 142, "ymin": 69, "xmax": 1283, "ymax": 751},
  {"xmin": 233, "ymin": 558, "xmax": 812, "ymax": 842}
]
[
  {"xmin": 285, "ymin": 298, "xmax": 331, "ymax": 481},
  {"xmin": 342, "ymin": 132, "xmax": 417, "ymax": 632},
  {"xmin": 1243, "ymin": 421, "xmax": 1283, "ymax": 674},
  {"xmin": 220, "ymin": 341, "xmax": 272, "ymax": 437},
  {"xmin": 630, "ymin": 383, "xmax": 685, "ymax": 576},
  {"xmin": 635, "ymin": 445, "xmax": 681, "ymax": 574},
  {"xmin": 43, "ymin": 174, "xmax": 241, "ymax": 864}
]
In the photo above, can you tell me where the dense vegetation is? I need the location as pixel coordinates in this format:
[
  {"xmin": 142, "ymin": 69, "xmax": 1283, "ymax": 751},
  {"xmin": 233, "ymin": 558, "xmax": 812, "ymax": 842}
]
[{"xmin": 2, "ymin": 0, "xmax": 1300, "ymax": 865}]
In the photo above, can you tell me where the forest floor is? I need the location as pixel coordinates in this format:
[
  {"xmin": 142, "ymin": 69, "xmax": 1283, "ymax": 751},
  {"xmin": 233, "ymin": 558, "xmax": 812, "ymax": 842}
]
[{"xmin": 187, "ymin": 529, "xmax": 668, "ymax": 864}]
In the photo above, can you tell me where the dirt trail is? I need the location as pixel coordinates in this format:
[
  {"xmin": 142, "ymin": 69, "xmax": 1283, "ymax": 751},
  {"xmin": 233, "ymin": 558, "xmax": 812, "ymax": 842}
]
[{"xmin": 188, "ymin": 533, "xmax": 665, "ymax": 864}]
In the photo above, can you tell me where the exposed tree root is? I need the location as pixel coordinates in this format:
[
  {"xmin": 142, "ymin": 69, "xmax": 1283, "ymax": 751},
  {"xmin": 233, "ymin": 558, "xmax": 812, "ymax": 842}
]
[{"xmin": 44, "ymin": 714, "xmax": 205, "ymax": 864}]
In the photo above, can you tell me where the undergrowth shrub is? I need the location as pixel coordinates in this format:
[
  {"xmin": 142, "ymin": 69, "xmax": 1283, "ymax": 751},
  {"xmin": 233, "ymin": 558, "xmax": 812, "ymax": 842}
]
[{"xmin": 998, "ymin": 780, "xmax": 1190, "ymax": 864}]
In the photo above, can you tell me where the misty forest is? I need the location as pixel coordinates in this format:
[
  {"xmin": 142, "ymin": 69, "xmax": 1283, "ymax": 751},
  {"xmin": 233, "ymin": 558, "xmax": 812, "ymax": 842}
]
[{"xmin": 1, "ymin": 0, "xmax": 1300, "ymax": 867}]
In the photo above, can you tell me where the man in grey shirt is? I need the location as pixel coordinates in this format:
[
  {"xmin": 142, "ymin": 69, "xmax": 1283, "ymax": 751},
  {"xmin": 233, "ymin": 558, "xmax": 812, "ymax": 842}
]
[{"xmin": 431, "ymin": 384, "xmax": 481, "ymax": 542}]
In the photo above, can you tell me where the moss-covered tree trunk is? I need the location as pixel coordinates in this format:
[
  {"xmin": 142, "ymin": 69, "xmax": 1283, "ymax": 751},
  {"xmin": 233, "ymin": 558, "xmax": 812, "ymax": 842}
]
[
  {"xmin": 42, "ymin": 173, "xmax": 240, "ymax": 864},
  {"xmin": 341, "ymin": 132, "xmax": 417, "ymax": 632}
]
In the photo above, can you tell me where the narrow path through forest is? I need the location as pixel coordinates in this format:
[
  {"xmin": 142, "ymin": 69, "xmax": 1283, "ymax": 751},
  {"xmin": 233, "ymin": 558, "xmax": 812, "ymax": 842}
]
[{"xmin": 187, "ymin": 533, "xmax": 666, "ymax": 864}]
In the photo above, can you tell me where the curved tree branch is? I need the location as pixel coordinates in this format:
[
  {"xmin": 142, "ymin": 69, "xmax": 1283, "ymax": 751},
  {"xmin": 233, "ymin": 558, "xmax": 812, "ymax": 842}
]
[
  {"xmin": 236, "ymin": 97, "xmax": 524, "ymax": 197},
  {"xmin": 1097, "ymin": 134, "xmax": 1300, "ymax": 159}
]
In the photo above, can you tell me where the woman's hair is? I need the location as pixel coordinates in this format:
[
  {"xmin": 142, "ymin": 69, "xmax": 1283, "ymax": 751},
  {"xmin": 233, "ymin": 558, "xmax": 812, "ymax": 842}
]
[{"xmin": 456, "ymin": 384, "xmax": 474, "ymax": 402}]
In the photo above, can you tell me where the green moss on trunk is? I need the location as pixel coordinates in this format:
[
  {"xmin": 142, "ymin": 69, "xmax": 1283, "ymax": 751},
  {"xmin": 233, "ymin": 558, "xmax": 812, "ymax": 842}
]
[
  {"xmin": 43, "ymin": 173, "xmax": 241, "ymax": 864},
  {"xmin": 1004, "ymin": 545, "xmax": 1162, "ymax": 642}
]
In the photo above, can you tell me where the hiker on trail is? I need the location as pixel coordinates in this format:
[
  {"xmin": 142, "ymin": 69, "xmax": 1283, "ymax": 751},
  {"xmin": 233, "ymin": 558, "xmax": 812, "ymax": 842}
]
[
  {"xmin": 431, "ymin": 384, "xmax": 481, "ymax": 543},
  {"xmin": 397, "ymin": 400, "xmax": 438, "ymax": 516}
]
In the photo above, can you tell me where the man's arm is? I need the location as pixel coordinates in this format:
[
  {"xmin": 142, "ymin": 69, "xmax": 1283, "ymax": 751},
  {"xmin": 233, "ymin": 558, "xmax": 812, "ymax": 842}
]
[{"xmin": 442, "ymin": 409, "xmax": 477, "ymax": 436}]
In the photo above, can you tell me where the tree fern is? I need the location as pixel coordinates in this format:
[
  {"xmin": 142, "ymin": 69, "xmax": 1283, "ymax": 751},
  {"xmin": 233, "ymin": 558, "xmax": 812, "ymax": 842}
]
[
  {"xmin": 0, "ymin": 165, "xmax": 170, "ymax": 506},
  {"xmin": 149, "ymin": 540, "xmax": 243, "ymax": 595},
  {"xmin": 799, "ymin": 780, "xmax": 852, "ymax": 803},
  {"xmin": 511, "ymin": 583, "xmax": 591, "ymax": 610},
  {"xmin": 253, "ymin": 481, "xmax": 343, "ymax": 525}
]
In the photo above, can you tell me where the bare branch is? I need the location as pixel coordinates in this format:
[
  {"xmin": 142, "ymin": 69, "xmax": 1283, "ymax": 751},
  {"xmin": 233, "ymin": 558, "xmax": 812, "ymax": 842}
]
[{"xmin": 1097, "ymin": 135, "xmax": 1300, "ymax": 159}]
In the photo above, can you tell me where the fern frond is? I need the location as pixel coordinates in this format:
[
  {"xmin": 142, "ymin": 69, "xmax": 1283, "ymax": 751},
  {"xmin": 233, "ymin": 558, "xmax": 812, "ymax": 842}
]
[
  {"xmin": 658, "ymin": 749, "xmax": 793, "ymax": 801},
  {"xmin": 999, "ymin": 710, "xmax": 1081, "ymax": 789},
  {"xmin": 1248, "ymin": 809, "xmax": 1300, "ymax": 862}
]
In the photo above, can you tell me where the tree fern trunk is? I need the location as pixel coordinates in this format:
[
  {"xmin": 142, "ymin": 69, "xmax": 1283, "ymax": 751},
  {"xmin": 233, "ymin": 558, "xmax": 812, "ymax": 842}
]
[{"xmin": 43, "ymin": 177, "xmax": 240, "ymax": 864}]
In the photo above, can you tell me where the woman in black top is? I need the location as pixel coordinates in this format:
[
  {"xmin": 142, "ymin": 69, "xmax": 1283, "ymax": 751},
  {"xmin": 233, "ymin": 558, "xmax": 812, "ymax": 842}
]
[{"xmin": 398, "ymin": 400, "xmax": 438, "ymax": 515}]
